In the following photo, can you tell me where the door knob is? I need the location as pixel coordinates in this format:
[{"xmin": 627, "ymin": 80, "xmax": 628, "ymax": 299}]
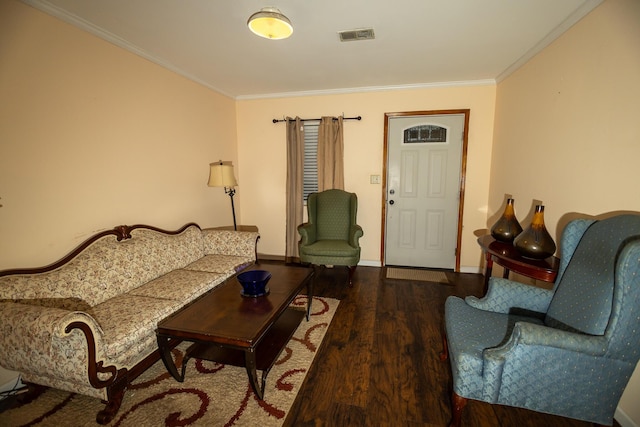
[{"xmin": 389, "ymin": 200, "xmax": 395, "ymax": 205}]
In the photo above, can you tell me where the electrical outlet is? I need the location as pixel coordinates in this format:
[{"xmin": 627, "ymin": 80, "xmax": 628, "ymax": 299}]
[{"xmin": 370, "ymin": 175, "xmax": 381, "ymax": 184}]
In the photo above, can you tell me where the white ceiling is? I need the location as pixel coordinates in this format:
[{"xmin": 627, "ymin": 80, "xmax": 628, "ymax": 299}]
[{"xmin": 24, "ymin": 0, "xmax": 602, "ymax": 99}]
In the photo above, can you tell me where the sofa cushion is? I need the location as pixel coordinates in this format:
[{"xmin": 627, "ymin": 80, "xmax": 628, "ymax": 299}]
[
  {"xmin": 183, "ymin": 254, "xmax": 253, "ymax": 274},
  {"xmin": 129, "ymin": 226, "xmax": 205, "ymax": 273},
  {"xmin": 128, "ymin": 269, "xmax": 225, "ymax": 303},
  {"xmin": 88, "ymin": 294, "xmax": 183, "ymax": 362}
]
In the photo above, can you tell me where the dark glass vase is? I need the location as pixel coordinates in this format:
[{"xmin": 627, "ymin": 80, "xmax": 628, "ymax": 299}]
[
  {"xmin": 490, "ymin": 198, "xmax": 523, "ymax": 243},
  {"xmin": 514, "ymin": 205, "xmax": 556, "ymax": 259}
]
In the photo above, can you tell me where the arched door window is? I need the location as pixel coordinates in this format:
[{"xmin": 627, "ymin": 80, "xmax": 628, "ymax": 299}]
[{"xmin": 403, "ymin": 124, "xmax": 447, "ymax": 143}]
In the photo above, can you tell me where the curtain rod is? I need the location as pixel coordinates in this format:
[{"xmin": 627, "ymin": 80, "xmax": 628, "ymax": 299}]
[{"xmin": 272, "ymin": 116, "xmax": 362, "ymax": 123}]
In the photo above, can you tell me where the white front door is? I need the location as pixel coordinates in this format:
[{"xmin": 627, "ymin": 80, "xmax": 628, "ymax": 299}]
[{"xmin": 384, "ymin": 113, "xmax": 466, "ymax": 269}]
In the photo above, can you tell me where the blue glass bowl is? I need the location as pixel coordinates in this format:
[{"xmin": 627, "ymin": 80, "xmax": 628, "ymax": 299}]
[{"xmin": 237, "ymin": 270, "xmax": 271, "ymax": 297}]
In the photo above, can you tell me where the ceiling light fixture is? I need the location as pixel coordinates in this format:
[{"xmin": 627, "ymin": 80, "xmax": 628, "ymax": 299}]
[{"xmin": 247, "ymin": 7, "xmax": 293, "ymax": 40}]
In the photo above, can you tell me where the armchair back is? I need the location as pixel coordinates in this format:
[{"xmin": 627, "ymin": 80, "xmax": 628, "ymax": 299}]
[
  {"xmin": 546, "ymin": 215, "xmax": 640, "ymax": 336},
  {"xmin": 308, "ymin": 189, "xmax": 358, "ymax": 241}
]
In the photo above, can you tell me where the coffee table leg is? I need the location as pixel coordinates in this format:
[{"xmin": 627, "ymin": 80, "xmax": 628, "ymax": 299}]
[
  {"xmin": 306, "ymin": 284, "xmax": 313, "ymax": 322},
  {"xmin": 157, "ymin": 335, "xmax": 184, "ymax": 382},
  {"xmin": 244, "ymin": 349, "xmax": 264, "ymax": 399}
]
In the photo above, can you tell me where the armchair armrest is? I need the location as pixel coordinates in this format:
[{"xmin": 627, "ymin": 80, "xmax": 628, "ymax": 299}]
[
  {"xmin": 465, "ymin": 277, "xmax": 554, "ymax": 314},
  {"xmin": 297, "ymin": 223, "xmax": 316, "ymax": 245},
  {"xmin": 349, "ymin": 224, "xmax": 364, "ymax": 247},
  {"xmin": 487, "ymin": 321, "xmax": 607, "ymax": 359},
  {"xmin": 481, "ymin": 321, "xmax": 608, "ymax": 402}
]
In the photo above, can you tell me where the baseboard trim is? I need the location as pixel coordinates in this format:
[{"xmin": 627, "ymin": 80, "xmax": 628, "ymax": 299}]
[
  {"xmin": 256, "ymin": 254, "xmax": 382, "ymax": 268},
  {"xmin": 256, "ymin": 253, "xmax": 284, "ymax": 262},
  {"xmin": 358, "ymin": 260, "xmax": 382, "ymax": 267},
  {"xmin": 615, "ymin": 407, "xmax": 639, "ymax": 427}
]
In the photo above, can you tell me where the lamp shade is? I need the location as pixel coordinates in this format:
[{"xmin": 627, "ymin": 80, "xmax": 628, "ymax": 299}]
[
  {"xmin": 208, "ymin": 162, "xmax": 238, "ymax": 187},
  {"xmin": 247, "ymin": 7, "xmax": 293, "ymax": 40}
]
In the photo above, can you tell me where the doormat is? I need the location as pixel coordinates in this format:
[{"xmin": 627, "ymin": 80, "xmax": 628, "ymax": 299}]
[{"xmin": 386, "ymin": 267, "xmax": 450, "ymax": 284}]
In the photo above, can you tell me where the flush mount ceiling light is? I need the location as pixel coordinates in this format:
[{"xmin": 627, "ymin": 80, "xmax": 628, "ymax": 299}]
[{"xmin": 247, "ymin": 7, "xmax": 293, "ymax": 40}]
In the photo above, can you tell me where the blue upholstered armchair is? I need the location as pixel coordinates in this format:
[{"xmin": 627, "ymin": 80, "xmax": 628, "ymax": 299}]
[
  {"xmin": 443, "ymin": 214, "xmax": 640, "ymax": 426},
  {"xmin": 298, "ymin": 189, "xmax": 363, "ymax": 286}
]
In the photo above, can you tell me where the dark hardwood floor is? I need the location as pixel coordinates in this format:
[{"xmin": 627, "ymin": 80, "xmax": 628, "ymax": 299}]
[{"xmin": 279, "ymin": 262, "xmax": 619, "ymax": 427}]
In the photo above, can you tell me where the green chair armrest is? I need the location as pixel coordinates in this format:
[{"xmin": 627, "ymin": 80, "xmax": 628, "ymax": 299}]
[
  {"xmin": 349, "ymin": 224, "xmax": 364, "ymax": 247},
  {"xmin": 298, "ymin": 222, "xmax": 316, "ymax": 245}
]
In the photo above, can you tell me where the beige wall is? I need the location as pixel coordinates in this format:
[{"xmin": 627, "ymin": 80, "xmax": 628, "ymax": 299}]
[
  {"xmin": 236, "ymin": 86, "xmax": 496, "ymax": 269},
  {"xmin": 3, "ymin": 0, "xmax": 639, "ymax": 422},
  {"xmin": 490, "ymin": 0, "xmax": 640, "ymax": 424},
  {"xmin": 0, "ymin": 0, "xmax": 239, "ymax": 270}
]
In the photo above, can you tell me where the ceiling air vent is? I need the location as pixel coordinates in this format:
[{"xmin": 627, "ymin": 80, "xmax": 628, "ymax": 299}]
[{"xmin": 338, "ymin": 28, "xmax": 375, "ymax": 42}]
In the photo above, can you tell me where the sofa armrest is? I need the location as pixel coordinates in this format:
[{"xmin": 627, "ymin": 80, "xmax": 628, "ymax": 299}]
[
  {"xmin": 465, "ymin": 277, "xmax": 554, "ymax": 315},
  {"xmin": 202, "ymin": 229, "xmax": 259, "ymax": 259},
  {"xmin": 0, "ymin": 302, "xmax": 106, "ymax": 385}
]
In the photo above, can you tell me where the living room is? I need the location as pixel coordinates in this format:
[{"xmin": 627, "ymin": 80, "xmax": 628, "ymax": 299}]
[{"xmin": 1, "ymin": 0, "xmax": 639, "ymax": 425}]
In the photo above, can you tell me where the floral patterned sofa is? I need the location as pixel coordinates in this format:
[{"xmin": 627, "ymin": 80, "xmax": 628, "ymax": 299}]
[{"xmin": 0, "ymin": 223, "xmax": 259, "ymax": 424}]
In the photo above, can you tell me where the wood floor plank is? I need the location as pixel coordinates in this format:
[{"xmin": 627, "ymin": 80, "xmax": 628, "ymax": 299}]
[
  {"xmin": 283, "ymin": 263, "xmax": 618, "ymax": 427},
  {"xmin": 332, "ymin": 284, "xmax": 375, "ymax": 407}
]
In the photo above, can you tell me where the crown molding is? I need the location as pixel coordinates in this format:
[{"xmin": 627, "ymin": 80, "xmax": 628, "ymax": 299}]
[{"xmin": 236, "ymin": 79, "xmax": 497, "ymax": 101}]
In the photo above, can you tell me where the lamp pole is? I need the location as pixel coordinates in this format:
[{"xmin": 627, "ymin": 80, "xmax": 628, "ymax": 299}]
[{"xmin": 226, "ymin": 187, "xmax": 237, "ymax": 231}]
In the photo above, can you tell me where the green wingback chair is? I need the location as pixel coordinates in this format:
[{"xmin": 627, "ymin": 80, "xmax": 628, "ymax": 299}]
[
  {"xmin": 442, "ymin": 214, "xmax": 640, "ymax": 426},
  {"xmin": 298, "ymin": 189, "xmax": 363, "ymax": 286}
]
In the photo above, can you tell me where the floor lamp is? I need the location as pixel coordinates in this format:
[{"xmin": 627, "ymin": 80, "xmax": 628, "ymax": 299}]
[{"xmin": 208, "ymin": 161, "xmax": 238, "ymax": 230}]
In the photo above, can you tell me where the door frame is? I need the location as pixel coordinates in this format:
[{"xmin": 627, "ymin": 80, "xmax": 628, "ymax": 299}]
[{"xmin": 381, "ymin": 109, "xmax": 470, "ymax": 271}]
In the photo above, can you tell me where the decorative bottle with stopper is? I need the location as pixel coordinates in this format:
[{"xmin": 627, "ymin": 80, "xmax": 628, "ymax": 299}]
[
  {"xmin": 490, "ymin": 198, "xmax": 523, "ymax": 243},
  {"xmin": 514, "ymin": 205, "xmax": 556, "ymax": 259}
]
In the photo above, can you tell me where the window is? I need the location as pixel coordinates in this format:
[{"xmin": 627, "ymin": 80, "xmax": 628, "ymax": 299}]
[
  {"xmin": 403, "ymin": 124, "xmax": 447, "ymax": 143},
  {"xmin": 303, "ymin": 121, "xmax": 319, "ymax": 201}
]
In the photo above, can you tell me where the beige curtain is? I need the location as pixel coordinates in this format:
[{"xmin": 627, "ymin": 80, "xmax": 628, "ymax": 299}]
[
  {"xmin": 317, "ymin": 116, "xmax": 344, "ymax": 191},
  {"xmin": 285, "ymin": 117, "xmax": 304, "ymax": 262}
]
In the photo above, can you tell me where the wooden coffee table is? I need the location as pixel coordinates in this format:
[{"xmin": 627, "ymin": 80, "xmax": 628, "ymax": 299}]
[{"xmin": 156, "ymin": 263, "xmax": 313, "ymax": 399}]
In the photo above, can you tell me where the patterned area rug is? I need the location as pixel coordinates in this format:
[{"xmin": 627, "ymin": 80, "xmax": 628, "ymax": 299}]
[
  {"xmin": 386, "ymin": 267, "xmax": 450, "ymax": 284},
  {"xmin": 0, "ymin": 296, "xmax": 338, "ymax": 427}
]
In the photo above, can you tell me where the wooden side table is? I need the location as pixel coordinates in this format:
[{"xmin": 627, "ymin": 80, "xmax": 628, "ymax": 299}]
[{"xmin": 477, "ymin": 235, "xmax": 559, "ymax": 295}]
